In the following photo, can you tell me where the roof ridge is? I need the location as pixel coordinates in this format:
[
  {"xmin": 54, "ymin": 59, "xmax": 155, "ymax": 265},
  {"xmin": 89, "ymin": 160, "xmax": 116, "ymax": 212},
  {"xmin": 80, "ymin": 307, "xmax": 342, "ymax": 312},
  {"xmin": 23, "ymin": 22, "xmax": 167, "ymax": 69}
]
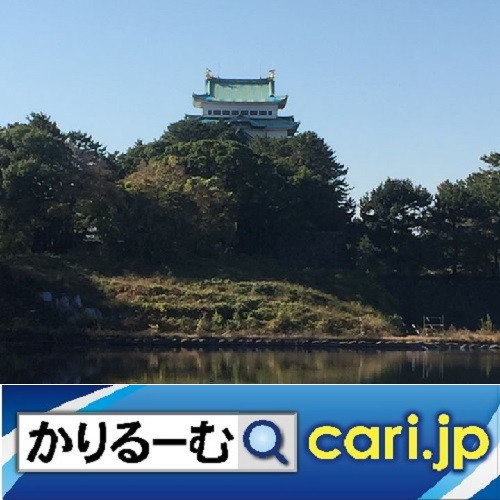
[{"xmin": 209, "ymin": 77, "xmax": 272, "ymax": 83}]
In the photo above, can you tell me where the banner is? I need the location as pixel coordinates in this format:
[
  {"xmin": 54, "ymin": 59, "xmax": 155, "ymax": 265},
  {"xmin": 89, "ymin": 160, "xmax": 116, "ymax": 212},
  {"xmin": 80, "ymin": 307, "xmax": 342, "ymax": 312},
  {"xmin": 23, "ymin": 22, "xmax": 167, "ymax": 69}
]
[{"xmin": 2, "ymin": 384, "xmax": 499, "ymax": 500}]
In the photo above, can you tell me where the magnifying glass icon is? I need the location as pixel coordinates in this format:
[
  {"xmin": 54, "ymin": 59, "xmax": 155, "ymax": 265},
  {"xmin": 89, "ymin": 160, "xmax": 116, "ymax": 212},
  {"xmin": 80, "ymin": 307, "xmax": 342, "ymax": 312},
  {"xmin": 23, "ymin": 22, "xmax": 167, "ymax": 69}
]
[{"xmin": 243, "ymin": 419, "xmax": 289, "ymax": 465}]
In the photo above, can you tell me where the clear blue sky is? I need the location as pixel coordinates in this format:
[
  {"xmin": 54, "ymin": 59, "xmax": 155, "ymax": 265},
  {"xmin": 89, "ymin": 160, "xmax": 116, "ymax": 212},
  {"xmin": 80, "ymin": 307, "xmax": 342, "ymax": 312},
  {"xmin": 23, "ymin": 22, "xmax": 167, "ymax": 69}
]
[{"xmin": 1, "ymin": 0, "xmax": 499, "ymax": 200}]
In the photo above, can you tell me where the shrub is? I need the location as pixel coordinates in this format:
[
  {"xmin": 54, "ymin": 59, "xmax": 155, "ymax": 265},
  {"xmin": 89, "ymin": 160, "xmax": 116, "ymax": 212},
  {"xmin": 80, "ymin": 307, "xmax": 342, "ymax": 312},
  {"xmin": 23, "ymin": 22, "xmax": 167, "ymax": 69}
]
[
  {"xmin": 479, "ymin": 314, "xmax": 494, "ymax": 332},
  {"xmin": 196, "ymin": 313, "xmax": 211, "ymax": 333}
]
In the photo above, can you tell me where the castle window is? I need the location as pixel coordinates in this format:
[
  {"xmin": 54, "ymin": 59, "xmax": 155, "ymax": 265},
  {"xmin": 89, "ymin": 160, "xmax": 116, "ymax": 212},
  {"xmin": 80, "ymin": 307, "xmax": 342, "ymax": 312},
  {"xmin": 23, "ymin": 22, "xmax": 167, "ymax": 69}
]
[
  {"xmin": 241, "ymin": 110, "xmax": 249, "ymax": 115},
  {"xmin": 250, "ymin": 110, "xmax": 258, "ymax": 116},
  {"xmin": 207, "ymin": 110, "xmax": 212, "ymax": 115},
  {"xmin": 231, "ymin": 110, "xmax": 239, "ymax": 115},
  {"xmin": 268, "ymin": 110, "xmax": 272, "ymax": 115},
  {"xmin": 259, "ymin": 110, "xmax": 267, "ymax": 116},
  {"xmin": 213, "ymin": 110, "xmax": 221, "ymax": 115},
  {"xmin": 222, "ymin": 110, "xmax": 230, "ymax": 115}
]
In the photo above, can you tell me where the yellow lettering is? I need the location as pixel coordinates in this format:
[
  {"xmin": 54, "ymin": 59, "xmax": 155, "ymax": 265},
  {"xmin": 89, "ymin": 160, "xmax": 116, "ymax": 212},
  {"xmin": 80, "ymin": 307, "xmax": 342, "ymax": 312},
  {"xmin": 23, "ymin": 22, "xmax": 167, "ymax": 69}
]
[
  {"xmin": 432, "ymin": 413, "xmax": 450, "ymax": 471},
  {"xmin": 344, "ymin": 426, "xmax": 380, "ymax": 460},
  {"xmin": 384, "ymin": 426, "xmax": 403, "ymax": 459},
  {"xmin": 308, "ymin": 426, "xmax": 342, "ymax": 460},
  {"xmin": 407, "ymin": 414, "xmax": 419, "ymax": 460},
  {"xmin": 453, "ymin": 426, "xmax": 490, "ymax": 470}
]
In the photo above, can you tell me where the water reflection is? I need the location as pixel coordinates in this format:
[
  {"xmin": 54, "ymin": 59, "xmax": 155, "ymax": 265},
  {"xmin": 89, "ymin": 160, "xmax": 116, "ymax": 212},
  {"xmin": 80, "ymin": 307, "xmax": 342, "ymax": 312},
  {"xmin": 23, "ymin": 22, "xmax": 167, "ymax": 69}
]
[{"xmin": 1, "ymin": 345, "xmax": 499, "ymax": 384}]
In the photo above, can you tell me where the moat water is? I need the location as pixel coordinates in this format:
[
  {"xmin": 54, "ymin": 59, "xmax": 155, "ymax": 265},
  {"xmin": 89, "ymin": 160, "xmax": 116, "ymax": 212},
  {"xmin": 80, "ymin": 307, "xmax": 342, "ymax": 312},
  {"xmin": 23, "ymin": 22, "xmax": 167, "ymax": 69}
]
[{"xmin": 1, "ymin": 346, "xmax": 499, "ymax": 384}]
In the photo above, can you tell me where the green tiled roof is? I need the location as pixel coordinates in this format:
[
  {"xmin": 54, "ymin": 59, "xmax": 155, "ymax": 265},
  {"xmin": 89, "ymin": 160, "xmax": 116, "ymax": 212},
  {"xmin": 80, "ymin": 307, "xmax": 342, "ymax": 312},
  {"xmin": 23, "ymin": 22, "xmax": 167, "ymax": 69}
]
[
  {"xmin": 247, "ymin": 117, "xmax": 299, "ymax": 130},
  {"xmin": 185, "ymin": 114, "xmax": 299, "ymax": 134},
  {"xmin": 193, "ymin": 77, "xmax": 288, "ymax": 108}
]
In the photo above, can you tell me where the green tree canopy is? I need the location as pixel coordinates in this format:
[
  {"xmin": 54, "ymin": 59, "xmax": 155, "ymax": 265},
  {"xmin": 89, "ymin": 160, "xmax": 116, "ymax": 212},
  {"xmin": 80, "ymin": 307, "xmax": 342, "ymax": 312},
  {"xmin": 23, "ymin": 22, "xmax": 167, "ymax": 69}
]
[
  {"xmin": 359, "ymin": 178, "xmax": 432, "ymax": 275},
  {"xmin": 428, "ymin": 154, "xmax": 499, "ymax": 278},
  {"xmin": 0, "ymin": 113, "xmax": 120, "ymax": 254}
]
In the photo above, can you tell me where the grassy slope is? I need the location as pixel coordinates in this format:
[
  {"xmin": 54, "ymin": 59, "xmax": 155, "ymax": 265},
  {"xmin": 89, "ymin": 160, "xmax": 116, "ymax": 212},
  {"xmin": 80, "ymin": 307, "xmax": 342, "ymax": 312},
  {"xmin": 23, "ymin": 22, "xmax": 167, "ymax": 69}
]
[
  {"xmin": 0, "ymin": 254, "xmax": 397, "ymax": 338},
  {"xmin": 98, "ymin": 275, "xmax": 392, "ymax": 336},
  {"xmin": 2, "ymin": 254, "xmax": 497, "ymax": 342}
]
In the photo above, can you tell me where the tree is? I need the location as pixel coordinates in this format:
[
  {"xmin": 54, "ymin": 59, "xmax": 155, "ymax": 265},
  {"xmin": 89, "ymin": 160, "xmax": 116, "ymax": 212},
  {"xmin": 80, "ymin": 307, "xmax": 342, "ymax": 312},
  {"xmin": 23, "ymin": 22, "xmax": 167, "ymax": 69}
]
[
  {"xmin": 165, "ymin": 138, "xmax": 278, "ymax": 255},
  {"xmin": 480, "ymin": 152, "xmax": 500, "ymax": 169},
  {"xmin": 0, "ymin": 113, "xmax": 74, "ymax": 253},
  {"xmin": 117, "ymin": 119, "xmax": 241, "ymax": 177},
  {"xmin": 119, "ymin": 159, "xmax": 236, "ymax": 261},
  {"xmin": 162, "ymin": 119, "xmax": 240, "ymax": 143},
  {"xmin": 359, "ymin": 178, "xmax": 432, "ymax": 275},
  {"xmin": 0, "ymin": 113, "xmax": 356, "ymax": 267},
  {"xmin": 65, "ymin": 131, "xmax": 124, "ymax": 250},
  {"xmin": 466, "ymin": 159, "xmax": 499, "ymax": 278},
  {"xmin": 250, "ymin": 132, "xmax": 352, "ymax": 208},
  {"xmin": 249, "ymin": 132, "xmax": 354, "ymax": 263},
  {"xmin": 429, "ymin": 155, "xmax": 499, "ymax": 278},
  {"xmin": 0, "ymin": 114, "xmax": 122, "ymax": 255},
  {"xmin": 430, "ymin": 180, "xmax": 473, "ymax": 275}
]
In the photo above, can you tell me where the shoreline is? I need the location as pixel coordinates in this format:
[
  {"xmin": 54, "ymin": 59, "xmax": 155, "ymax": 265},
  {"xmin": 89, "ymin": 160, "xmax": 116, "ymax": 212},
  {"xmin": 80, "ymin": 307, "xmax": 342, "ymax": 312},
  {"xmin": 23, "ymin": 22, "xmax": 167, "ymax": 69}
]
[{"xmin": 1, "ymin": 331, "xmax": 499, "ymax": 351}]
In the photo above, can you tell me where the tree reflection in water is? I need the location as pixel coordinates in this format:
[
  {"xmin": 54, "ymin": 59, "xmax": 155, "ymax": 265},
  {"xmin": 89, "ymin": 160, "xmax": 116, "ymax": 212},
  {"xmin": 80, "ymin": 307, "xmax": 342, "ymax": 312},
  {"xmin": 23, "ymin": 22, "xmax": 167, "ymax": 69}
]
[{"xmin": 1, "ymin": 346, "xmax": 499, "ymax": 384}]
